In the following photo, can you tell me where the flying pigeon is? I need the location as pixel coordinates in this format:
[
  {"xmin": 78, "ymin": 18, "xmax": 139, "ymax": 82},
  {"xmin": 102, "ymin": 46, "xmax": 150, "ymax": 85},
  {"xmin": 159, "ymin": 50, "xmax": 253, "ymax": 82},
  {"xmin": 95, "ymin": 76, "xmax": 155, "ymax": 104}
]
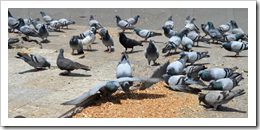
[
  {"xmin": 185, "ymin": 15, "xmax": 190, "ymax": 25},
  {"xmin": 221, "ymin": 41, "xmax": 248, "ymax": 56},
  {"xmin": 145, "ymin": 38, "xmax": 159, "ymax": 65},
  {"xmin": 198, "ymin": 66, "xmax": 239, "ymax": 81},
  {"xmin": 82, "ymin": 29, "xmax": 96, "ymax": 51},
  {"xmin": 126, "ymin": 14, "xmax": 140, "ymax": 25},
  {"xmin": 207, "ymin": 21, "xmax": 223, "ymax": 44},
  {"xmin": 185, "ymin": 17, "xmax": 200, "ymax": 33},
  {"xmin": 208, "ymin": 73, "xmax": 244, "ymax": 91},
  {"xmin": 181, "ymin": 35, "xmax": 194, "ymax": 52},
  {"xmin": 118, "ymin": 32, "xmax": 143, "ymax": 53},
  {"xmin": 166, "ymin": 54, "xmax": 187, "ymax": 75},
  {"xmin": 102, "ymin": 29, "xmax": 114, "ymax": 53},
  {"xmin": 116, "ymin": 52, "xmax": 133, "ymax": 92},
  {"xmin": 58, "ymin": 18, "xmax": 75, "ymax": 29},
  {"xmin": 162, "ymin": 25, "xmax": 176, "ymax": 38},
  {"xmin": 217, "ymin": 22, "xmax": 231, "ymax": 35},
  {"xmin": 56, "ymin": 48, "xmax": 90, "ymax": 75},
  {"xmin": 115, "ymin": 15, "xmax": 135, "ymax": 32},
  {"xmin": 162, "ymin": 74, "xmax": 203, "ymax": 94},
  {"xmin": 61, "ymin": 77, "xmax": 163, "ymax": 105},
  {"xmin": 179, "ymin": 51, "xmax": 210, "ymax": 65},
  {"xmin": 198, "ymin": 89, "xmax": 246, "ymax": 111},
  {"xmin": 40, "ymin": 11, "xmax": 53, "ymax": 23},
  {"xmin": 185, "ymin": 65, "xmax": 207, "ymax": 81},
  {"xmin": 133, "ymin": 28, "xmax": 162, "ymax": 42},
  {"xmin": 201, "ymin": 23, "xmax": 209, "ymax": 37},
  {"xmin": 15, "ymin": 52, "xmax": 50, "ymax": 71},
  {"xmin": 69, "ymin": 35, "xmax": 84, "ymax": 55},
  {"xmin": 162, "ymin": 28, "xmax": 188, "ymax": 53},
  {"xmin": 89, "ymin": 14, "xmax": 103, "ymax": 30},
  {"xmin": 165, "ymin": 15, "xmax": 174, "ymax": 30}
]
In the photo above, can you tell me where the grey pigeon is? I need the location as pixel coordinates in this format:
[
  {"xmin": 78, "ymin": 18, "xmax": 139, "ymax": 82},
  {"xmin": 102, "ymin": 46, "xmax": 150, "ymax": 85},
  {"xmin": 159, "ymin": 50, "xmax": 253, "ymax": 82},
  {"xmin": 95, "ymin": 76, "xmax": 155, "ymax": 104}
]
[
  {"xmin": 115, "ymin": 15, "xmax": 135, "ymax": 32},
  {"xmin": 165, "ymin": 15, "xmax": 174, "ymax": 29},
  {"xmin": 118, "ymin": 32, "xmax": 143, "ymax": 53},
  {"xmin": 8, "ymin": 37, "xmax": 20, "ymax": 44},
  {"xmin": 145, "ymin": 38, "xmax": 159, "ymax": 65},
  {"xmin": 17, "ymin": 17, "xmax": 43, "ymax": 42},
  {"xmin": 185, "ymin": 17, "xmax": 200, "ymax": 33},
  {"xmin": 82, "ymin": 29, "xmax": 96, "ymax": 50},
  {"xmin": 38, "ymin": 23, "xmax": 49, "ymax": 41},
  {"xmin": 222, "ymin": 33, "xmax": 247, "ymax": 42},
  {"xmin": 207, "ymin": 21, "xmax": 223, "ymax": 44},
  {"xmin": 185, "ymin": 65, "xmax": 207, "ymax": 81},
  {"xmin": 89, "ymin": 14, "xmax": 103, "ymax": 30},
  {"xmin": 76, "ymin": 26, "xmax": 96, "ymax": 39},
  {"xmin": 116, "ymin": 52, "xmax": 133, "ymax": 92},
  {"xmin": 162, "ymin": 28, "xmax": 188, "ymax": 53},
  {"xmin": 47, "ymin": 19, "xmax": 62, "ymax": 31},
  {"xmin": 217, "ymin": 22, "xmax": 231, "ymax": 35},
  {"xmin": 201, "ymin": 23, "xmax": 209, "ymax": 37},
  {"xmin": 102, "ymin": 29, "xmax": 114, "ymax": 53},
  {"xmin": 134, "ymin": 28, "xmax": 162, "ymax": 42},
  {"xmin": 126, "ymin": 15, "xmax": 140, "ymax": 25},
  {"xmin": 181, "ymin": 35, "xmax": 194, "ymax": 52},
  {"xmin": 40, "ymin": 11, "xmax": 53, "ymax": 23},
  {"xmin": 8, "ymin": 10, "xmax": 20, "ymax": 32},
  {"xmin": 69, "ymin": 35, "xmax": 84, "ymax": 55},
  {"xmin": 166, "ymin": 54, "xmax": 187, "ymax": 75},
  {"xmin": 198, "ymin": 66, "xmax": 238, "ymax": 81},
  {"xmin": 162, "ymin": 74, "xmax": 203, "ymax": 94},
  {"xmin": 179, "ymin": 51, "xmax": 210, "ymax": 65},
  {"xmin": 230, "ymin": 20, "xmax": 247, "ymax": 39},
  {"xmin": 208, "ymin": 73, "xmax": 244, "ymax": 91},
  {"xmin": 221, "ymin": 41, "xmax": 248, "ymax": 56},
  {"xmin": 15, "ymin": 52, "xmax": 50, "ymax": 71},
  {"xmin": 31, "ymin": 19, "xmax": 42, "ymax": 31},
  {"xmin": 162, "ymin": 25, "xmax": 176, "ymax": 38},
  {"xmin": 199, "ymin": 89, "xmax": 246, "ymax": 111},
  {"xmin": 185, "ymin": 15, "xmax": 190, "ymax": 25},
  {"xmin": 61, "ymin": 77, "xmax": 163, "ymax": 105},
  {"xmin": 186, "ymin": 30, "xmax": 210, "ymax": 46},
  {"xmin": 23, "ymin": 18, "xmax": 33, "ymax": 26},
  {"xmin": 57, "ymin": 48, "xmax": 90, "ymax": 75},
  {"xmin": 59, "ymin": 18, "xmax": 75, "ymax": 29}
]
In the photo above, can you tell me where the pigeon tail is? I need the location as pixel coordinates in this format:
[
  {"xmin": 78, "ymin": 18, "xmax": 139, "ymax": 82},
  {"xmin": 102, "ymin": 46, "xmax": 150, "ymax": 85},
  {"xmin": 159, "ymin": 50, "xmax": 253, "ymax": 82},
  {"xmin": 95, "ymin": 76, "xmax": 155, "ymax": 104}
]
[{"xmin": 152, "ymin": 32, "xmax": 162, "ymax": 37}]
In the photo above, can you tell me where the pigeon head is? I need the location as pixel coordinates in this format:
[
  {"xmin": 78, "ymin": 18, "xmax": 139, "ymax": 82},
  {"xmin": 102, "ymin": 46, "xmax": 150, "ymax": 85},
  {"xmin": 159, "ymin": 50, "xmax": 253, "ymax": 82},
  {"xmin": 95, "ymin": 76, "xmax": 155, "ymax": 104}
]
[
  {"xmin": 222, "ymin": 42, "xmax": 231, "ymax": 51},
  {"xmin": 121, "ymin": 81, "xmax": 131, "ymax": 92},
  {"xmin": 207, "ymin": 21, "xmax": 215, "ymax": 29},
  {"xmin": 133, "ymin": 28, "xmax": 140, "ymax": 33},
  {"xmin": 105, "ymin": 81, "xmax": 120, "ymax": 93},
  {"xmin": 114, "ymin": 15, "xmax": 121, "ymax": 21},
  {"xmin": 186, "ymin": 15, "xmax": 190, "ymax": 20},
  {"xmin": 162, "ymin": 25, "xmax": 170, "ymax": 33},
  {"xmin": 198, "ymin": 70, "xmax": 211, "ymax": 81},
  {"xmin": 17, "ymin": 17, "xmax": 25, "ymax": 26},
  {"xmin": 118, "ymin": 32, "xmax": 126, "ymax": 37},
  {"xmin": 90, "ymin": 14, "xmax": 94, "ymax": 21},
  {"xmin": 168, "ymin": 15, "xmax": 172, "ymax": 21},
  {"xmin": 190, "ymin": 17, "xmax": 196, "ymax": 23},
  {"xmin": 45, "ymin": 61, "xmax": 51, "ymax": 69},
  {"xmin": 58, "ymin": 48, "xmax": 64, "ymax": 58},
  {"xmin": 166, "ymin": 68, "xmax": 176, "ymax": 75},
  {"xmin": 230, "ymin": 20, "xmax": 238, "ymax": 29},
  {"xmin": 135, "ymin": 15, "xmax": 140, "ymax": 19},
  {"xmin": 186, "ymin": 44, "xmax": 193, "ymax": 51},
  {"xmin": 198, "ymin": 94, "xmax": 206, "ymax": 104},
  {"xmin": 148, "ymin": 38, "xmax": 155, "ymax": 47},
  {"xmin": 201, "ymin": 23, "xmax": 207, "ymax": 29},
  {"xmin": 210, "ymin": 80, "xmax": 222, "ymax": 90},
  {"xmin": 40, "ymin": 11, "xmax": 46, "ymax": 17},
  {"xmin": 162, "ymin": 74, "xmax": 171, "ymax": 84}
]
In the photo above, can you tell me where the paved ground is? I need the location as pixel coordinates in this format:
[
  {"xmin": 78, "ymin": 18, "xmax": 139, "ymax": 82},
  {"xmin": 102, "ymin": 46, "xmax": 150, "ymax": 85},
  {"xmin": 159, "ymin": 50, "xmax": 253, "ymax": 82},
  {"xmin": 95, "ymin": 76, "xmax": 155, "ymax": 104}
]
[{"xmin": 8, "ymin": 8, "xmax": 248, "ymax": 118}]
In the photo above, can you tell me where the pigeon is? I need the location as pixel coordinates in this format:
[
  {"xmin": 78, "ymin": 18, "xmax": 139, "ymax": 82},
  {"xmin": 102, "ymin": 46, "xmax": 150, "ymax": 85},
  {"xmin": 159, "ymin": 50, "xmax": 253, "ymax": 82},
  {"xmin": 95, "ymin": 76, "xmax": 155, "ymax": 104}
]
[
  {"xmin": 145, "ymin": 38, "xmax": 159, "ymax": 65},
  {"xmin": 185, "ymin": 65, "xmax": 207, "ymax": 81},
  {"xmin": 221, "ymin": 41, "xmax": 248, "ymax": 56},
  {"xmin": 82, "ymin": 29, "xmax": 96, "ymax": 50},
  {"xmin": 179, "ymin": 51, "xmax": 210, "ymax": 65},
  {"xmin": 115, "ymin": 15, "xmax": 135, "ymax": 32},
  {"xmin": 8, "ymin": 10, "xmax": 20, "ymax": 32},
  {"xmin": 162, "ymin": 74, "xmax": 203, "ymax": 94},
  {"xmin": 230, "ymin": 20, "xmax": 247, "ymax": 38},
  {"xmin": 40, "ymin": 11, "xmax": 53, "ymax": 23},
  {"xmin": 208, "ymin": 73, "xmax": 244, "ymax": 91},
  {"xmin": 69, "ymin": 35, "xmax": 84, "ymax": 55},
  {"xmin": 56, "ymin": 48, "xmax": 90, "ymax": 75},
  {"xmin": 15, "ymin": 52, "xmax": 50, "ymax": 71},
  {"xmin": 165, "ymin": 15, "xmax": 174, "ymax": 30},
  {"xmin": 185, "ymin": 17, "xmax": 200, "ymax": 33},
  {"xmin": 181, "ymin": 35, "xmax": 194, "ymax": 52},
  {"xmin": 162, "ymin": 28, "xmax": 188, "ymax": 53},
  {"xmin": 186, "ymin": 30, "xmax": 210, "ymax": 46},
  {"xmin": 61, "ymin": 77, "xmax": 163, "ymax": 105},
  {"xmin": 89, "ymin": 14, "xmax": 103, "ymax": 30},
  {"xmin": 222, "ymin": 33, "xmax": 247, "ymax": 42},
  {"xmin": 207, "ymin": 21, "xmax": 223, "ymax": 43},
  {"xmin": 126, "ymin": 14, "xmax": 140, "ymax": 25},
  {"xmin": 133, "ymin": 28, "xmax": 162, "ymax": 42},
  {"xmin": 8, "ymin": 37, "xmax": 20, "ymax": 44},
  {"xmin": 116, "ymin": 52, "xmax": 133, "ymax": 92},
  {"xmin": 58, "ymin": 18, "xmax": 75, "ymax": 29},
  {"xmin": 76, "ymin": 26, "xmax": 96, "ymax": 39},
  {"xmin": 198, "ymin": 66, "xmax": 238, "ymax": 81},
  {"xmin": 166, "ymin": 54, "xmax": 187, "ymax": 75},
  {"xmin": 118, "ymin": 32, "xmax": 143, "ymax": 53},
  {"xmin": 47, "ymin": 20, "xmax": 62, "ymax": 31},
  {"xmin": 185, "ymin": 15, "xmax": 190, "ymax": 25},
  {"xmin": 201, "ymin": 23, "xmax": 209, "ymax": 37},
  {"xmin": 102, "ymin": 29, "xmax": 114, "ymax": 53},
  {"xmin": 17, "ymin": 17, "xmax": 43, "ymax": 41},
  {"xmin": 23, "ymin": 18, "xmax": 33, "ymax": 26},
  {"xmin": 162, "ymin": 25, "xmax": 176, "ymax": 38},
  {"xmin": 217, "ymin": 22, "xmax": 231, "ymax": 35},
  {"xmin": 38, "ymin": 23, "xmax": 49, "ymax": 41},
  {"xmin": 198, "ymin": 89, "xmax": 246, "ymax": 111},
  {"xmin": 31, "ymin": 19, "xmax": 42, "ymax": 31}
]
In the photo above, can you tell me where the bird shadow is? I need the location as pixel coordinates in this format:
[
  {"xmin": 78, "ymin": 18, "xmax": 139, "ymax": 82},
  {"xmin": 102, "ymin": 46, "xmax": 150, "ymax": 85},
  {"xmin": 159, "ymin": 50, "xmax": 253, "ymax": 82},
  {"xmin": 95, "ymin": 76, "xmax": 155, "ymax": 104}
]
[
  {"xmin": 188, "ymin": 63, "xmax": 210, "ymax": 66},
  {"xmin": 71, "ymin": 52, "xmax": 85, "ymax": 56},
  {"xmin": 164, "ymin": 85, "xmax": 201, "ymax": 95},
  {"xmin": 18, "ymin": 68, "xmax": 48, "ymax": 74},
  {"xmin": 163, "ymin": 51, "xmax": 180, "ymax": 57},
  {"xmin": 59, "ymin": 72, "xmax": 91, "ymax": 77},
  {"xmin": 193, "ymin": 45, "xmax": 211, "ymax": 49},
  {"xmin": 83, "ymin": 49, "xmax": 98, "ymax": 52},
  {"xmin": 223, "ymin": 55, "xmax": 248, "ymax": 58},
  {"xmin": 40, "ymin": 40, "xmax": 50, "ymax": 43},
  {"xmin": 123, "ymin": 32, "xmax": 134, "ymax": 34},
  {"xmin": 48, "ymin": 35, "xmax": 60, "ymax": 37},
  {"xmin": 60, "ymin": 28, "xmax": 76, "ymax": 30},
  {"xmin": 123, "ymin": 50, "xmax": 143, "ymax": 54},
  {"xmin": 200, "ymin": 104, "xmax": 247, "ymax": 113},
  {"xmin": 53, "ymin": 30, "xmax": 66, "ymax": 33},
  {"xmin": 104, "ymin": 48, "xmax": 115, "ymax": 52}
]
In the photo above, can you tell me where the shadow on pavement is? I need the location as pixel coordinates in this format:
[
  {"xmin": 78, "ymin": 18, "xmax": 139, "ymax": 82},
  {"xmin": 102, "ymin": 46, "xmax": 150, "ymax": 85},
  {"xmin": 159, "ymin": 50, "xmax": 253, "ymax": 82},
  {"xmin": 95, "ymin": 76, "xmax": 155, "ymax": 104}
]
[{"xmin": 18, "ymin": 68, "xmax": 48, "ymax": 74}]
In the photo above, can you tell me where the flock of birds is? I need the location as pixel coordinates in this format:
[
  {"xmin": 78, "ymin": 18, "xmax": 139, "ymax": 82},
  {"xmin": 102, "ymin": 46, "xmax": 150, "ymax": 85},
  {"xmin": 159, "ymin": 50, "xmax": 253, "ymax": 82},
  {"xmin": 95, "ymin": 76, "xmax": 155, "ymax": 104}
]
[{"xmin": 9, "ymin": 10, "xmax": 248, "ymax": 112}]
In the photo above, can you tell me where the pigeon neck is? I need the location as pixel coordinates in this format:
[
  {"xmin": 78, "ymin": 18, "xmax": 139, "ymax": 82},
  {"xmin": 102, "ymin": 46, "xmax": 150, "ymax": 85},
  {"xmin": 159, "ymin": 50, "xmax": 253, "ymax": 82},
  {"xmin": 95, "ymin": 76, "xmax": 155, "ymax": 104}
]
[
  {"xmin": 223, "ymin": 42, "xmax": 232, "ymax": 51},
  {"xmin": 90, "ymin": 15, "xmax": 94, "ymax": 21},
  {"xmin": 134, "ymin": 15, "xmax": 139, "ymax": 21},
  {"xmin": 209, "ymin": 23, "xmax": 214, "ymax": 29},
  {"xmin": 58, "ymin": 50, "xmax": 64, "ymax": 58},
  {"xmin": 41, "ymin": 12, "xmax": 46, "ymax": 17},
  {"xmin": 231, "ymin": 22, "xmax": 238, "ymax": 29},
  {"xmin": 163, "ymin": 27, "xmax": 170, "ymax": 34},
  {"xmin": 105, "ymin": 82, "xmax": 119, "ymax": 93},
  {"xmin": 213, "ymin": 82, "xmax": 222, "ymax": 90},
  {"xmin": 116, "ymin": 16, "xmax": 121, "ymax": 23},
  {"xmin": 168, "ymin": 15, "xmax": 172, "ymax": 21}
]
